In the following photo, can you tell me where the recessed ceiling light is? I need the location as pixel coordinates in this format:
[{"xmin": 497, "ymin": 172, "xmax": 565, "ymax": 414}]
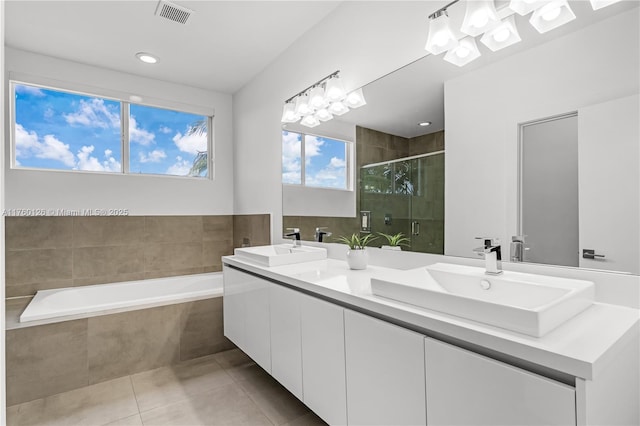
[
  {"xmin": 136, "ymin": 52, "xmax": 159, "ymax": 64},
  {"xmin": 419, "ymin": 121, "xmax": 432, "ymax": 127}
]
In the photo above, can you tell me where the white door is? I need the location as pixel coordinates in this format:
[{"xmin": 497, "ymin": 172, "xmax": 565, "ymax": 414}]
[{"xmin": 578, "ymin": 94, "xmax": 639, "ymax": 274}]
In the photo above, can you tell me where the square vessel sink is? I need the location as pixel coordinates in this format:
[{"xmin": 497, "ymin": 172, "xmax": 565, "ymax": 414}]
[
  {"xmin": 234, "ymin": 244, "xmax": 327, "ymax": 267},
  {"xmin": 371, "ymin": 263, "xmax": 595, "ymax": 337}
]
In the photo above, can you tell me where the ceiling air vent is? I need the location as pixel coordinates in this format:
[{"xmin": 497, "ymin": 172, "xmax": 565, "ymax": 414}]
[{"xmin": 155, "ymin": 1, "xmax": 193, "ymax": 25}]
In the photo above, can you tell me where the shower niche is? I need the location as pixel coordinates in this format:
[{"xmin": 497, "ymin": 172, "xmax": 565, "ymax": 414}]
[{"xmin": 360, "ymin": 152, "xmax": 444, "ymax": 254}]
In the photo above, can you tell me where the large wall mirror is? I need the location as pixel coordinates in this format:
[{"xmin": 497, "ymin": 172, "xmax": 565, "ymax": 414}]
[{"xmin": 282, "ymin": 1, "xmax": 639, "ymax": 275}]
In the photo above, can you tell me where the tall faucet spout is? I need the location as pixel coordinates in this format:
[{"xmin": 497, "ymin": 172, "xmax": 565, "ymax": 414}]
[{"xmin": 474, "ymin": 237, "xmax": 503, "ymax": 275}]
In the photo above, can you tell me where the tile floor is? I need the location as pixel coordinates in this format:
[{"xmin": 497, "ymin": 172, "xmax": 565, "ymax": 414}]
[{"xmin": 6, "ymin": 349, "xmax": 327, "ymax": 426}]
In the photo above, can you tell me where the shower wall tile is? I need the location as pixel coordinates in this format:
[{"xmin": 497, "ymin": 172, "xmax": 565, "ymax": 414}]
[
  {"xmin": 73, "ymin": 216, "xmax": 145, "ymax": 247},
  {"xmin": 6, "ymin": 319, "xmax": 89, "ymax": 405},
  {"xmin": 5, "ymin": 214, "xmax": 270, "ymax": 297},
  {"xmin": 5, "ymin": 216, "xmax": 73, "ymax": 250}
]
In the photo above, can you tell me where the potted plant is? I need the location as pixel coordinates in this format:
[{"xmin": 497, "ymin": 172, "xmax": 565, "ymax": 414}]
[
  {"xmin": 336, "ymin": 233, "xmax": 378, "ymax": 270},
  {"xmin": 378, "ymin": 232, "xmax": 410, "ymax": 251}
]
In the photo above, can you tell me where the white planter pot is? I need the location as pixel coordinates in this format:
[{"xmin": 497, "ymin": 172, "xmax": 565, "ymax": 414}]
[
  {"xmin": 381, "ymin": 245, "xmax": 402, "ymax": 251},
  {"xmin": 346, "ymin": 249, "xmax": 369, "ymax": 270}
]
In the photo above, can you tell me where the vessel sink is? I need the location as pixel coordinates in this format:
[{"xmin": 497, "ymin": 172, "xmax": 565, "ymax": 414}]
[
  {"xmin": 234, "ymin": 244, "xmax": 327, "ymax": 267},
  {"xmin": 371, "ymin": 263, "xmax": 595, "ymax": 337}
]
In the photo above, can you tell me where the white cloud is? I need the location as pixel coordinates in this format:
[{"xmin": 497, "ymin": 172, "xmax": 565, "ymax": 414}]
[
  {"xmin": 167, "ymin": 156, "xmax": 191, "ymax": 176},
  {"xmin": 129, "ymin": 116, "xmax": 155, "ymax": 145},
  {"xmin": 139, "ymin": 149, "xmax": 167, "ymax": 163},
  {"xmin": 282, "ymin": 131, "xmax": 302, "ymax": 182},
  {"xmin": 15, "ymin": 85, "xmax": 46, "ymax": 97},
  {"xmin": 76, "ymin": 145, "xmax": 121, "ymax": 172},
  {"xmin": 64, "ymin": 98, "xmax": 120, "ymax": 129},
  {"xmin": 159, "ymin": 126, "xmax": 172, "ymax": 134},
  {"xmin": 304, "ymin": 135, "xmax": 324, "ymax": 165},
  {"xmin": 15, "ymin": 123, "xmax": 75, "ymax": 167},
  {"xmin": 172, "ymin": 131, "xmax": 207, "ymax": 155},
  {"xmin": 44, "ymin": 107, "xmax": 54, "ymax": 120},
  {"xmin": 306, "ymin": 156, "xmax": 347, "ymax": 189}
]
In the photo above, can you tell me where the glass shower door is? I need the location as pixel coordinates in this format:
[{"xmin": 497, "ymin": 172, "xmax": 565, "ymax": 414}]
[{"xmin": 409, "ymin": 153, "xmax": 444, "ymax": 254}]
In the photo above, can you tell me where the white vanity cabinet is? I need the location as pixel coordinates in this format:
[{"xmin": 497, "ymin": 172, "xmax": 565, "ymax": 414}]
[
  {"xmin": 300, "ymin": 293, "xmax": 348, "ymax": 425},
  {"xmin": 269, "ymin": 283, "xmax": 303, "ymax": 399},
  {"xmin": 424, "ymin": 338, "xmax": 576, "ymax": 426},
  {"xmin": 222, "ymin": 266, "xmax": 271, "ymax": 372},
  {"xmin": 344, "ymin": 310, "xmax": 427, "ymax": 426}
]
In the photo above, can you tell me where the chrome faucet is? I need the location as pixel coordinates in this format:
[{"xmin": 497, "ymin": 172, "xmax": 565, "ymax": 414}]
[
  {"xmin": 510, "ymin": 235, "xmax": 527, "ymax": 262},
  {"xmin": 473, "ymin": 237, "xmax": 503, "ymax": 275},
  {"xmin": 315, "ymin": 227, "xmax": 332, "ymax": 242},
  {"xmin": 285, "ymin": 227, "xmax": 301, "ymax": 247}
]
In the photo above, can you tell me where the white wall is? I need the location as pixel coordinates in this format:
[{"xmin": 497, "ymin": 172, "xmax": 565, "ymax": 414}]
[
  {"xmin": 4, "ymin": 48, "xmax": 234, "ymax": 215},
  {"xmin": 233, "ymin": 1, "xmax": 449, "ymax": 241},
  {"xmin": 444, "ymin": 10, "xmax": 639, "ymax": 258}
]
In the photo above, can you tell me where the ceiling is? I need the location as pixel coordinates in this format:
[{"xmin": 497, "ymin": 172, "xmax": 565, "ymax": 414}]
[{"xmin": 4, "ymin": 0, "xmax": 342, "ymax": 94}]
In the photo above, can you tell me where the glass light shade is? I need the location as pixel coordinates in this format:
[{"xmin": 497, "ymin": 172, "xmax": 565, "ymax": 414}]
[
  {"xmin": 460, "ymin": 0, "xmax": 500, "ymax": 37},
  {"xmin": 529, "ymin": 0, "xmax": 576, "ymax": 33},
  {"xmin": 300, "ymin": 114, "xmax": 320, "ymax": 128},
  {"xmin": 327, "ymin": 101, "xmax": 350, "ymax": 116},
  {"xmin": 589, "ymin": 0, "xmax": 622, "ymax": 10},
  {"xmin": 315, "ymin": 108, "xmax": 333, "ymax": 122},
  {"xmin": 344, "ymin": 88, "xmax": 367, "ymax": 109},
  {"xmin": 508, "ymin": 0, "xmax": 546, "ymax": 16},
  {"xmin": 324, "ymin": 76, "xmax": 346, "ymax": 102},
  {"xmin": 480, "ymin": 16, "xmax": 522, "ymax": 52},
  {"xmin": 443, "ymin": 37, "xmax": 481, "ymax": 67},
  {"xmin": 308, "ymin": 86, "xmax": 328, "ymax": 109},
  {"xmin": 281, "ymin": 102, "xmax": 300, "ymax": 123},
  {"xmin": 425, "ymin": 13, "xmax": 459, "ymax": 55},
  {"xmin": 294, "ymin": 93, "xmax": 314, "ymax": 116}
]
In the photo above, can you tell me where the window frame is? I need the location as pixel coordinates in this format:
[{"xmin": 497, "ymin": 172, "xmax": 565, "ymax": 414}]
[
  {"xmin": 282, "ymin": 129, "xmax": 354, "ymax": 192},
  {"xmin": 9, "ymin": 78, "xmax": 214, "ymax": 180}
]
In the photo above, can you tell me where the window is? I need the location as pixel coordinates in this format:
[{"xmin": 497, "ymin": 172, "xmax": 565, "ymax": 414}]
[
  {"xmin": 282, "ymin": 130, "xmax": 351, "ymax": 190},
  {"xmin": 12, "ymin": 82, "xmax": 211, "ymax": 178}
]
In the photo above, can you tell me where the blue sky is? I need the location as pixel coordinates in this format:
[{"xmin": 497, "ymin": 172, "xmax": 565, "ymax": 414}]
[
  {"xmin": 282, "ymin": 130, "xmax": 347, "ymax": 189},
  {"xmin": 14, "ymin": 83, "xmax": 207, "ymax": 176}
]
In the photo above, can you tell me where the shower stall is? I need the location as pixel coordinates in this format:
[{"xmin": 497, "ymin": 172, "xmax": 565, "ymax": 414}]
[{"xmin": 360, "ymin": 151, "xmax": 444, "ymax": 254}]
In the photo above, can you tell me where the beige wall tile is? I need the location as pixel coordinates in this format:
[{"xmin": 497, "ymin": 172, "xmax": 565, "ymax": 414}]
[
  {"xmin": 144, "ymin": 242, "xmax": 203, "ymax": 272},
  {"xmin": 144, "ymin": 216, "xmax": 203, "ymax": 244},
  {"xmin": 6, "ymin": 319, "xmax": 89, "ymax": 405},
  {"xmin": 233, "ymin": 214, "xmax": 270, "ymax": 248},
  {"xmin": 180, "ymin": 298, "xmax": 235, "ymax": 361},
  {"xmin": 87, "ymin": 305, "xmax": 183, "ymax": 384},
  {"xmin": 5, "ymin": 217, "xmax": 73, "ymax": 250},
  {"xmin": 203, "ymin": 240, "xmax": 233, "ymax": 271},
  {"xmin": 73, "ymin": 272, "xmax": 146, "ymax": 288},
  {"xmin": 73, "ymin": 216, "xmax": 145, "ymax": 247},
  {"xmin": 144, "ymin": 267, "xmax": 204, "ymax": 280},
  {"xmin": 5, "ymin": 280, "xmax": 74, "ymax": 298},
  {"xmin": 203, "ymin": 215, "xmax": 233, "ymax": 242},
  {"xmin": 73, "ymin": 246, "xmax": 144, "ymax": 279},
  {"xmin": 5, "ymin": 248, "xmax": 73, "ymax": 286}
]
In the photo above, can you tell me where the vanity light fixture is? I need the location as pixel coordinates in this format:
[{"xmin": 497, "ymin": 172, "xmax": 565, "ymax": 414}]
[
  {"xmin": 444, "ymin": 36, "xmax": 482, "ymax": 67},
  {"xmin": 589, "ymin": 0, "xmax": 623, "ymax": 10},
  {"xmin": 480, "ymin": 15, "xmax": 522, "ymax": 51},
  {"xmin": 460, "ymin": 0, "xmax": 500, "ymax": 37},
  {"xmin": 344, "ymin": 88, "xmax": 367, "ymax": 109},
  {"xmin": 281, "ymin": 71, "xmax": 366, "ymax": 126},
  {"xmin": 508, "ymin": 0, "xmax": 546, "ymax": 16},
  {"xmin": 135, "ymin": 52, "xmax": 159, "ymax": 64},
  {"xmin": 529, "ymin": 0, "xmax": 576, "ymax": 33},
  {"xmin": 425, "ymin": 9, "xmax": 459, "ymax": 55}
]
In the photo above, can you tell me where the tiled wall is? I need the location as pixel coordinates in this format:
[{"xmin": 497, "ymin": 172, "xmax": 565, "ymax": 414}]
[
  {"xmin": 6, "ymin": 297, "xmax": 233, "ymax": 406},
  {"xmin": 5, "ymin": 214, "xmax": 270, "ymax": 297}
]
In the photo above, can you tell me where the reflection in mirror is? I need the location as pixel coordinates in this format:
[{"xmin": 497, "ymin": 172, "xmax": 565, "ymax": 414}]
[{"xmin": 282, "ymin": 1, "xmax": 639, "ymax": 274}]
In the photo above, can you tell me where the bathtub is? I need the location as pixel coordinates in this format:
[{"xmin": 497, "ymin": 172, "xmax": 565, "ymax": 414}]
[{"xmin": 19, "ymin": 272, "xmax": 223, "ymax": 323}]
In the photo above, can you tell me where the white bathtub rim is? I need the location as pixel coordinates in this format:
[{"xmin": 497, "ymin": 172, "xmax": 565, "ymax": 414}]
[{"xmin": 10, "ymin": 272, "xmax": 223, "ymax": 330}]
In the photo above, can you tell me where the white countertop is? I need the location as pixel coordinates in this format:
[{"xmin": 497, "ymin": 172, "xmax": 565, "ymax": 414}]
[{"xmin": 222, "ymin": 255, "xmax": 639, "ymax": 381}]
